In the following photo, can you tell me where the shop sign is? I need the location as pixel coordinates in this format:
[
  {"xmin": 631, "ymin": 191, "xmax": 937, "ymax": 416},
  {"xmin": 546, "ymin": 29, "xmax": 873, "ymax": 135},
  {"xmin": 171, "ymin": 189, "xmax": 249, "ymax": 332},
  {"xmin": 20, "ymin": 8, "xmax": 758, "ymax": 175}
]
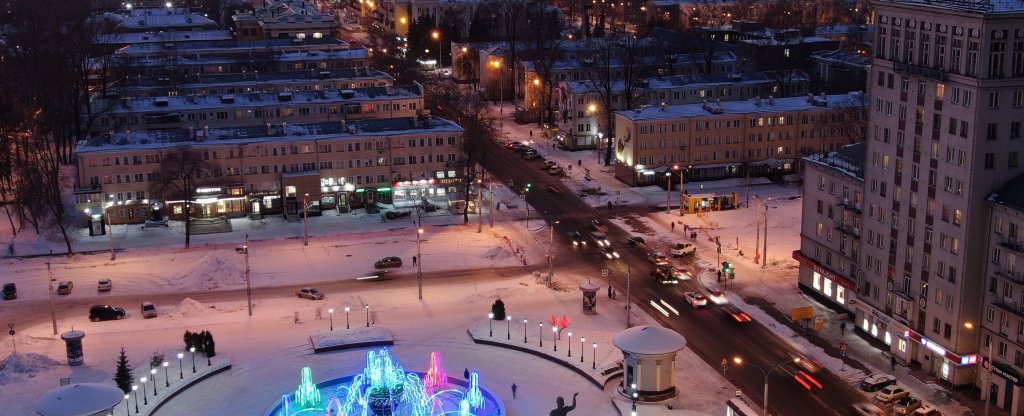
[
  {"xmin": 992, "ymin": 362, "xmax": 1023, "ymax": 385},
  {"xmin": 248, "ymin": 190, "xmax": 279, "ymax": 197},
  {"xmin": 791, "ymin": 250, "xmax": 855, "ymax": 289},
  {"xmin": 437, "ymin": 177, "xmax": 462, "ymax": 185},
  {"xmin": 196, "ymin": 187, "xmax": 223, "ymax": 194}
]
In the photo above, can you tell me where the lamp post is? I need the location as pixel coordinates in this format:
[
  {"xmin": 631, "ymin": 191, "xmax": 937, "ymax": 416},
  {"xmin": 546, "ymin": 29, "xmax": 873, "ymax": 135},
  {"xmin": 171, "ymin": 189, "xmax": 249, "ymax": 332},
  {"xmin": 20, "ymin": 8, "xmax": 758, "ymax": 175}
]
[
  {"xmin": 328, "ymin": 308, "xmax": 335, "ymax": 331},
  {"xmin": 431, "ymin": 31, "xmax": 442, "ymax": 74},
  {"xmin": 553, "ymin": 326, "xmax": 559, "ymax": 352},
  {"xmin": 488, "ymin": 313, "xmax": 494, "ymax": 337},
  {"xmin": 592, "ymin": 342, "xmax": 598, "ymax": 369},
  {"xmin": 506, "ymin": 315, "xmax": 512, "ymax": 340},
  {"xmin": 580, "ymin": 337, "xmax": 586, "ymax": 363},
  {"xmin": 365, "ymin": 304, "xmax": 370, "ymax": 327},
  {"xmin": 140, "ymin": 377, "xmax": 148, "ymax": 405},
  {"xmin": 631, "ymin": 383, "xmax": 638, "ymax": 412},
  {"xmin": 539, "ymin": 322, "xmax": 544, "ymax": 347},
  {"xmin": 132, "ymin": 385, "xmax": 138, "ymax": 413},
  {"xmin": 46, "ymin": 252, "xmax": 57, "ymax": 336},
  {"xmin": 733, "ymin": 356, "xmax": 801, "ymax": 416},
  {"xmin": 150, "ymin": 368, "xmax": 157, "ymax": 396},
  {"xmin": 679, "ymin": 166, "xmax": 688, "ymax": 216},
  {"xmin": 597, "ymin": 132, "xmax": 604, "ymax": 164},
  {"xmin": 665, "ymin": 171, "xmax": 672, "ymax": 213},
  {"xmin": 523, "ymin": 318, "xmax": 528, "ymax": 343},
  {"xmin": 124, "ymin": 394, "xmax": 130, "ymax": 416},
  {"xmin": 190, "ymin": 347, "xmax": 196, "ymax": 373},
  {"xmin": 491, "ymin": 60, "xmax": 504, "ymax": 103},
  {"xmin": 302, "ymin": 193, "xmax": 309, "ymax": 246},
  {"xmin": 162, "ymin": 361, "xmax": 169, "ymax": 387},
  {"xmin": 547, "ymin": 219, "xmax": 559, "ymax": 287},
  {"xmin": 345, "ymin": 306, "xmax": 351, "ymax": 329},
  {"xmin": 416, "ymin": 223, "xmax": 424, "ymax": 300},
  {"xmin": 240, "ymin": 235, "xmax": 252, "ymax": 317},
  {"xmin": 568, "ymin": 332, "xmax": 573, "ymax": 357},
  {"xmin": 177, "ymin": 353, "xmax": 184, "ymax": 379},
  {"xmin": 105, "ymin": 205, "xmax": 116, "ymax": 261}
]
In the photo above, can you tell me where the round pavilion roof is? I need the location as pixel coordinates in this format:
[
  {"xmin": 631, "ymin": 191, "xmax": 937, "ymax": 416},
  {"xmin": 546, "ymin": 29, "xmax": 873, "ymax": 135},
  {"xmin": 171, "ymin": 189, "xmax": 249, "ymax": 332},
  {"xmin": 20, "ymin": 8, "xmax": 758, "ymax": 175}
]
[
  {"xmin": 35, "ymin": 383, "xmax": 123, "ymax": 416},
  {"xmin": 612, "ymin": 325, "xmax": 686, "ymax": 355}
]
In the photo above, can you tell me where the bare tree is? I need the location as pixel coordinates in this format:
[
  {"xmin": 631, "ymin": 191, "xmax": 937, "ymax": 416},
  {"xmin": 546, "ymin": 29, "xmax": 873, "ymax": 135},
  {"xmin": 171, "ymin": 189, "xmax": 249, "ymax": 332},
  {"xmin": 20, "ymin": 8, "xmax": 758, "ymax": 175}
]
[
  {"xmin": 587, "ymin": 36, "xmax": 651, "ymax": 165},
  {"xmin": 149, "ymin": 147, "xmax": 226, "ymax": 248},
  {"xmin": 524, "ymin": 4, "xmax": 564, "ymax": 126},
  {"xmin": 501, "ymin": 0, "xmax": 528, "ymax": 99},
  {"xmin": 820, "ymin": 92, "xmax": 869, "ymax": 145}
]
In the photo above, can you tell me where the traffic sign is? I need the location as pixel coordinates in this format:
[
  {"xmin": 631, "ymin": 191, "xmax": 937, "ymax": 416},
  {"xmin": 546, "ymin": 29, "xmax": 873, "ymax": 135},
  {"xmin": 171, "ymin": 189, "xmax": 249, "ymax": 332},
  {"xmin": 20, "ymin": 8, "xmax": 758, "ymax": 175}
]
[
  {"xmin": 791, "ymin": 306, "xmax": 814, "ymax": 321},
  {"xmin": 601, "ymin": 268, "xmax": 609, "ymax": 277}
]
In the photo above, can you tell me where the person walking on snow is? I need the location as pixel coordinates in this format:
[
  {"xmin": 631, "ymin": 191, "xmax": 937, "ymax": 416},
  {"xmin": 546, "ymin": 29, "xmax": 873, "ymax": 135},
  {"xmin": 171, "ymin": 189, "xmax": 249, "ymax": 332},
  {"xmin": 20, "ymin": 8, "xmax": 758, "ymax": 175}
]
[
  {"xmin": 464, "ymin": 368, "xmax": 470, "ymax": 379},
  {"xmin": 511, "ymin": 383, "xmax": 518, "ymax": 399},
  {"xmin": 412, "ymin": 255, "xmax": 417, "ymax": 265},
  {"xmin": 671, "ymin": 222, "xmax": 675, "ymax": 231},
  {"xmin": 840, "ymin": 321, "xmax": 846, "ymax": 336}
]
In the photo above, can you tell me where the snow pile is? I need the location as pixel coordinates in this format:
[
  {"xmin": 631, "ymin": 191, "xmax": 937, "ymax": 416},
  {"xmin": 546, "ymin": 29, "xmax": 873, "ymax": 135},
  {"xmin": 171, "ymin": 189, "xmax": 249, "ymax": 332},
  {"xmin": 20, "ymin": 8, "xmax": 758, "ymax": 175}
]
[
  {"xmin": 165, "ymin": 298, "xmax": 208, "ymax": 319},
  {"xmin": 0, "ymin": 353, "xmax": 61, "ymax": 385},
  {"xmin": 174, "ymin": 254, "xmax": 244, "ymax": 290},
  {"xmin": 480, "ymin": 246, "xmax": 512, "ymax": 261},
  {"xmin": 310, "ymin": 326, "xmax": 393, "ymax": 349}
]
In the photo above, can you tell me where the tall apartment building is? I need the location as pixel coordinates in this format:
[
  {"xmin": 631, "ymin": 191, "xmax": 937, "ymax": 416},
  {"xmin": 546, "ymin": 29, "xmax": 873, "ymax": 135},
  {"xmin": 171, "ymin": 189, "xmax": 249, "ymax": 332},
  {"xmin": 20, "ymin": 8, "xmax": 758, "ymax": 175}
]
[
  {"xmin": 612, "ymin": 93, "xmax": 864, "ymax": 185},
  {"xmin": 855, "ymin": 0, "xmax": 1024, "ymax": 387}
]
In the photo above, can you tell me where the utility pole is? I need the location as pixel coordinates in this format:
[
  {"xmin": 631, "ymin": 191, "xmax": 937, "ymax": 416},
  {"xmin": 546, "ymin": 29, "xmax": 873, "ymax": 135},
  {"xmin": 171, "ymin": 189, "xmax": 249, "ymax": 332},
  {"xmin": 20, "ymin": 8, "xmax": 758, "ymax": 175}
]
[
  {"xmin": 46, "ymin": 250, "xmax": 57, "ymax": 336},
  {"xmin": 625, "ymin": 267, "xmax": 632, "ymax": 328},
  {"xmin": 678, "ymin": 167, "xmax": 686, "ymax": 217},
  {"xmin": 488, "ymin": 176, "xmax": 494, "ymax": 228},
  {"xmin": 477, "ymin": 175, "xmax": 483, "ymax": 233},
  {"xmin": 984, "ymin": 339, "xmax": 993, "ymax": 416},
  {"xmin": 106, "ymin": 206, "xmax": 116, "ymax": 261},
  {"xmin": 547, "ymin": 220, "xmax": 559, "ymax": 287},
  {"xmin": 243, "ymin": 234, "xmax": 252, "ymax": 317},
  {"xmin": 754, "ymin": 198, "xmax": 762, "ymax": 265},
  {"xmin": 762, "ymin": 205, "xmax": 768, "ymax": 269},
  {"xmin": 302, "ymin": 194, "xmax": 309, "ymax": 246},
  {"xmin": 416, "ymin": 210, "xmax": 424, "ymax": 300}
]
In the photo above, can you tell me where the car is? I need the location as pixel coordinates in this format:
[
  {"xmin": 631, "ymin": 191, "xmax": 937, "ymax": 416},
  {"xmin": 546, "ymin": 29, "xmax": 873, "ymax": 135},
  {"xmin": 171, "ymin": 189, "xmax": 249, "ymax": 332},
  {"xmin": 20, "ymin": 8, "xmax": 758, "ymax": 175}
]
[
  {"xmin": 589, "ymin": 231, "xmax": 610, "ymax": 247},
  {"xmin": 296, "ymin": 287, "xmax": 325, "ymax": 300},
  {"xmin": 650, "ymin": 265, "xmax": 678, "ymax": 284},
  {"xmin": 647, "ymin": 251, "xmax": 670, "ymax": 265},
  {"xmin": 2, "ymin": 283, "xmax": 16, "ymax": 300},
  {"xmin": 506, "ymin": 141, "xmax": 521, "ymax": 149},
  {"xmin": 849, "ymin": 402, "xmax": 887, "ymax": 416},
  {"xmin": 97, "ymin": 279, "xmax": 112, "ymax": 292},
  {"xmin": 374, "ymin": 256, "xmax": 403, "ymax": 268},
  {"xmin": 548, "ymin": 166, "xmax": 564, "ymax": 175},
  {"xmin": 89, "ymin": 305, "xmax": 125, "ymax": 321},
  {"xmin": 540, "ymin": 160, "xmax": 557, "ymax": 169},
  {"xmin": 874, "ymin": 385, "xmax": 910, "ymax": 403},
  {"xmin": 859, "ymin": 374, "xmax": 897, "ymax": 392},
  {"xmin": 704, "ymin": 288, "xmax": 729, "ymax": 305},
  {"xmin": 601, "ymin": 246, "xmax": 620, "ymax": 259},
  {"xmin": 522, "ymin": 151, "xmax": 540, "ymax": 160},
  {"xmin": 56, "ymin": 281, "xmax": 73, "ymax": 295},
  {"xmin": 547, "ymin": 184, "xmax": 565, "ymax": 194},
  {"xmin": 567, "ymin": 231, "xmax": 587, "ymax": 247},
  {"xmin": 912, "ymin": 404, "xmax": 942, "ymax": 416},
  {"xmin": 515, "ymin": 145, "xmax": 533, "ymax": 153},
  {"xmin": 723, "ymin": 305, "xmax": 752, "ymax": 323},
  {"xmin": 140, "ymin": 302, "xmax": 157, "ymax": 318},
  {"xmin": 893, "ymin": 396, "xmax": 922, "ymax": 415},
  {"xmin": 670, "ymin": 243, "xmax": 696, "ymax": 257},
  {"xmin": 684, "ymin": 292, "xmax": 708, "ymax": 307},
  {"xmin": 626, "ymin": 236, "xmax": 646, "ymax": 248},
  {"xmin": 590, "ymin": 219, "xmax": 609, "ymax": 232},
  {"xmin": 671, "ymin": 266, "xmax": 692, "ymax": 281}
]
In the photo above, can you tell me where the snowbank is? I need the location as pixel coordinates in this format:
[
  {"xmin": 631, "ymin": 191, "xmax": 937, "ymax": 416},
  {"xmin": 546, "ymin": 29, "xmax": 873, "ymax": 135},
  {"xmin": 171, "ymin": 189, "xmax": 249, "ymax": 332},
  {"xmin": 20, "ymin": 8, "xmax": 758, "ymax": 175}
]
[{"xmin": 0, "ymin": 353, "xmax": 61, "ymax": 385}]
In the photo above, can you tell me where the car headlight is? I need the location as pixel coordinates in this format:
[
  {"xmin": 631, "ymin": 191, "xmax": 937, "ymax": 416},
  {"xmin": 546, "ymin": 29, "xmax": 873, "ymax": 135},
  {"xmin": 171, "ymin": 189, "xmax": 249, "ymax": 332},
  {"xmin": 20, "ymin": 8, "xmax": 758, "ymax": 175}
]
[{"xmin": 613, "ymin": 252, "xmax": 620, "ymax": 258}]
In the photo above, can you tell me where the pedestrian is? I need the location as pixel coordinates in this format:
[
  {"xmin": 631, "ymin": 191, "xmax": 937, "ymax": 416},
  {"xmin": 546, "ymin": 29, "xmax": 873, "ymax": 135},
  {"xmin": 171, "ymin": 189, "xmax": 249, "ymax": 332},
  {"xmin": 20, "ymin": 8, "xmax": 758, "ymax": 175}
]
[
  {"xmin": 607, "ymin": 285, "xmax": 612, "ymax": 299},
  {"xmin": 412, "ymin": 255, "xmax": 417, "ymax": 265},
  {"xmin": 607, "ymin": 201, "xmax": 612, "ymax": 210},
  {"xmin": 840, "ymin": 321, "xmax": 846, "ymax": 336},
  {"xmin": 577, "ymin": 159, "xmax": 581, "ymax": 166},
  {"xmin": 530, "ymin": 130, "xmax": 533, "ymax": 138},
  {"xmin": 511, "ymin": 382, "xmax": 518, "ymax": 399},
  {"xmin": 611, "ymin": 287, "xmax": 616, "ymax": 299},
  {"xmin": 671, "ymin": 222, "xmax": 675, "ymax": 231},
  {"xmin": 890, "ymin": 356, "xmax": 896, "ymax": 370},
  {"xmin": 464, "ymin": 368, "xmax": 470, "ymax": 379}
]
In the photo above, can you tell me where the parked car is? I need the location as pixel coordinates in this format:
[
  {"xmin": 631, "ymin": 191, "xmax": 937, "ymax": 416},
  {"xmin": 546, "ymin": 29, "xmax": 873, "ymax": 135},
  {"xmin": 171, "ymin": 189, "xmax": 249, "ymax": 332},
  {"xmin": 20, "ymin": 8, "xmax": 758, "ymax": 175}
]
[
  {"xmin": 590, "ymin": 219, "xmax": 609, "ymax": 232},
  {"xmin": 567, "ymin": 231, "xmax": 588, "ymax": 247},
  {"xmin": 2, "ymin": 283, "xmax": 16, "ymax": 300},
  {"xmin": 650, "ymin": 265, "xmax": 678, "ymax": 284},
  {"xmin": 548, "ymin": 166, "xmax": 564, "ymax": 175},
  {"xmin": 89, "ymin": 305, "xmax": 125, "ymax": 321},
  {"xmin": 704, "ymin": 288, "xmax": 729, "ymax": 305},
  {"xmin": 647, "ymin": 251, "xmax": 670, "ymax": 265},
  {"xmin": 859, "ymin": 374, "xmax": 896, "ymax": 392},
  {"xmin": 723, "ymin": 305, "xmax": 752, "ymax": 323},
  {"xmin": 601, "ymin": 246, "xmax": 620, "ymax": 259},
  {"xmin": 97, "ymin": 279, "xmax": 112, "ymax": 292},
  {"xmin": 56, "ymin": 281, "xmax": 73, "ymax": 295},
  {"xmin": 522, "ymin": 151, "xmax": 540, "ymax": 160},
  {"xmin": 670, "ymin": 243, "xmax": 696, "ymax": 257},
  {"xmin": 912, "ymin": 405, "xmax": 942, "ymax": 416},
  {"xmin": 893, "ymin": 396, "xmax": 922, "ymax": 415},
  {"xmin": 849, "ymin": 402, "xmax": 887, "ymax": 416},
  {"xmin": 874, "ymin": 385, "xmax": 910, "ymax": 403},
  {"xmin": 140, "ymin": 302, "xmax": 157, "ymax": 318},
  {"xmin": 589, "ymin": 231, "xmax": 610, "ymax": 247},
  {"xmin": 626, "ymin": 236, "xmax": 647, "ymax": 248},
  {"xmin": 540, "ymin": 160, "xmax": 557, "ymax": 169},
  {"xmin": 296, "ymin": 287, "xmax": 325, "ymax": 300},
  {"xmin": 684, "ymin": 292, "xmax": 708, "ymax": 307},
  {"xmin": 384, "ymin": 210, "xmax": 411, "ymax": 220},
  {"xmin": 374, "ymin": 256, "xmax": 403, "ymax": 268}
]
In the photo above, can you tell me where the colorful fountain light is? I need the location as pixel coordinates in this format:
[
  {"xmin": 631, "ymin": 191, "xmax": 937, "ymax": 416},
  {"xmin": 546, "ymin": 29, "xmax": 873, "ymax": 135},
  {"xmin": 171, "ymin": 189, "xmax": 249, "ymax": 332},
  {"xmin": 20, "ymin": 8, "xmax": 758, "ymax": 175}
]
[
  {"xmin": 423, "ymin": 352, "xmax": 448, "ymax": 396},
  {"xmin": 295, "ymin": 367, "xmax": 322, "ymax": 410}
]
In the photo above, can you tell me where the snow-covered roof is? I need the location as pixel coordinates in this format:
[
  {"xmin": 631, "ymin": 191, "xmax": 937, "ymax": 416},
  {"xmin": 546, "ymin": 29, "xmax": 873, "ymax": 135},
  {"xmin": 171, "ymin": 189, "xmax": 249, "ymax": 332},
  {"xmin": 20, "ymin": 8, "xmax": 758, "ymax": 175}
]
[
  {"xmin": 78, "ymin": 117, "xmax": 463, "ymax": 153},
  {"xmin": 990, "ymin": 172, "xmax": 1024, "ymax": 211},
  {"xmin": 114, "ymin": 37, "xmax": 351, "ymax": 56},
  {"xmin": 803, "ymin": 142, "xmax": 866, "ymax": 180},
  {"xmin": 612, "ymin": 325, "xmax": 686, "ymax": 355},
  {"xmin": 112, "ymin": 68, "xmax": 393, "ymax": 91},
  {"xmin": 34, "ymin": 383, "xmax": 123, "ymax": 416},
  {"xmin": 93, "ymin": 85, "xmax": 420, "ymax": 115},
  {"xmin": 888, "ymin": 0, "xmax": 1024, "ymax": 13},
  {"xmin": 95, "ymin": 30, "xmax": 234, "ymax": 45},
  {"xmin": 562, "ymin": 71, "xmax": 803, "ymax": 94},
  {"xmin": 115, "ymin": 8, "xmax": 218, "ymax": 31},
  {"xmin": 810, "ymin": 50, "xmax": 872, "ymax": 67},
  {"xmin": 814, "ymin": 24, "xmax": 872, "ymax": 37},
  {"xmin": 616, "ymin": 93, "xmax": 865, "ymax": 122}
]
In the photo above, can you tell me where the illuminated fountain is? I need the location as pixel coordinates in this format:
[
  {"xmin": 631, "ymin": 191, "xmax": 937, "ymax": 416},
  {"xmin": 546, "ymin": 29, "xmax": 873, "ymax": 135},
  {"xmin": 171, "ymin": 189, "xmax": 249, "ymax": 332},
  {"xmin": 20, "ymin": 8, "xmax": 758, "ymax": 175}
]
[{"xmin": 267, "ymin": 349, "xmax": 503, "ymax": 416}]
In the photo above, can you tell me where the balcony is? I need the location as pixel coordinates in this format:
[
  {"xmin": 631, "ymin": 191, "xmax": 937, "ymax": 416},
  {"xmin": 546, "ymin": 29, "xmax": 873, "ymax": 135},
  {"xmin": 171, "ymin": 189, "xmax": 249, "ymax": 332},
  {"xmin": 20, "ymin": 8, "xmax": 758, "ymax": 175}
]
[
  {"xmin": 836, "ymin": 197, "xmax": 862, "ymax": 214},
  {"xmin": 834, "ymin": 221, "xmax": 861, "ymax": 239},
  {"xmin": 1000, "ymin": 238, "xmax": 1024, "ymax": 255},
  {"xmin": 893, "ymin": 62, "xmax": 949, "ymax": 82},
  {"xmin": 991, "ymin": 292, "xmax": 1024, "ymax": 319},
  {"xmin": 996, "ymin": 268, "xmax": 1024, "ymax": 286}
]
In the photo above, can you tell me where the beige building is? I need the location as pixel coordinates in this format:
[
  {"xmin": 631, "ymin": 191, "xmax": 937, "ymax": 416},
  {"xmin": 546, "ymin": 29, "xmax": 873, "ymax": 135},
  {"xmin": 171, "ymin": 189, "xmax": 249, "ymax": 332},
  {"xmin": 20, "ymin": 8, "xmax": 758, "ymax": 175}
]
[
  {"xmin": 796, "ymin": 143, "xmax": 865, "ymax": 314},
  {"xmin": 232, "ymin": 0, "xmax": 337, "ymax": 40},
  {"xmin": 75, "ymin": 116, "xmax": 465, "ymax": 222},
  {"xmin": 113, "ymin": 68, "xmax": 394, "ymax": 98},
  {"xmin": 855, "ymin": 0, "xmax": 1024, "ymax": 388},
  {"xmin": 612, "ymin": 93, "xmax": 864, "ymax": 186}
]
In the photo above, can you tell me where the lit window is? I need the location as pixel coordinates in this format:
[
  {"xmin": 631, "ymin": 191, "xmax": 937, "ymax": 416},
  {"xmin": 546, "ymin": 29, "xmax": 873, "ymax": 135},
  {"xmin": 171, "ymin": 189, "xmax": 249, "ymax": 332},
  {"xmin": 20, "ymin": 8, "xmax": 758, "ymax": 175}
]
[
  {"xmin": 862, "ymin": 319, "xmax": 870, "ymax": 332},
  {"xmin": 813, "ymin": 272, "xmax": 821, "ymax": 290},
  {"xmin": 836, "ymin": 286, "xmax": 845, "ymax": 303},
  {"xmin": 898, "ymin": 339, "xmax": 907, "ymax": 352},
  {"xmin": 823, "ymin": 279, "xmax": 833, "ymax": 297}
]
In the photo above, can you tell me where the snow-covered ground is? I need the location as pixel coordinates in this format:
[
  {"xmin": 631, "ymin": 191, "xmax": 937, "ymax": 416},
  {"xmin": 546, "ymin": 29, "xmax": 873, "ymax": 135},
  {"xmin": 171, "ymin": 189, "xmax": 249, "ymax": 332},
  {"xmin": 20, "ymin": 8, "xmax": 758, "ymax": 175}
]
[{"xmin": 0, "ymin": 104, "xmax": 974, "ymax": 416}]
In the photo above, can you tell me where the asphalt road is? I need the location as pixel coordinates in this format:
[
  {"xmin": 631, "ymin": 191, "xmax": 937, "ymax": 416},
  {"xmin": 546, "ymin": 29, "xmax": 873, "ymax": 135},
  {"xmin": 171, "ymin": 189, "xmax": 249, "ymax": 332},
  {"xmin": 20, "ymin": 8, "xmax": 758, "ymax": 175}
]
[{"xmin": 484, "ymin": 140, "xmax": 867, "ymax": 416}]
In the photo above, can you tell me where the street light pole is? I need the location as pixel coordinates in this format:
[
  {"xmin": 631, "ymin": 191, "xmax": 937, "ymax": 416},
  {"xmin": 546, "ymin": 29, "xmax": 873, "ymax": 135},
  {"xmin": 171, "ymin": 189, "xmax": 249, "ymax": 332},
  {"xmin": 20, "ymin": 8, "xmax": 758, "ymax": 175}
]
[
  {"xmin": 46, "ymin": 251, "xmax": 57, "ymax": 335},
  {"xmin": 592, "ymin": 342, "xmax": 597, "ymax": 369},
  {"xmin": 539, "ymin": 322, "xmax": 543, "ymax": 347},
  {"xmin": 679, "ymin": 167, "xmax": 686, "ymax": 216},
  {"xmin": 177, "ymin": 353, "xmax": 183, "ymax": 379},
  {"xmin": 477, "ymin": 178, "xmax": 483, "ymax": 233},
  {"xmin": 523, "ymin": 318, "xmax": 528, "ymax": 343},
  {"xmin": 665, "ymin": 172, "xmax": 672, "ymax": 214},
  {"xmin": 488, "ymin": 313, "xmax": 493, "ymax": 337},
  {"xmin": 190, "ymin": 347, "xmax": 196, "ymax": 373},
  {"xmin": 345, "ymin": 306, "xmax": 350, "ymax": 329},
  {"xmin": 580, "ymin": 337, "xmax": 586, "ymax": 363},
  {"xmin": 489, "ymin": 176, "xmax": 495, "ymax": 228},
  {"xmin": 302, "ymin": 194, "xmax": 309, "ymax": 246},
  {"xmin": 547, "ymin": 220, "xmax": 559, "ymax": 287},
  {"xmin": 553, "ymin": 326, "xmax": 558, "ymax": 352},
  {"xmin": 162, "ymin": 362, "xmax": 169, "ymax": 387},
  {"xmin": 151, "ymin": 368, "xmax": 157, "ymax": 396},
  {"xmin": 106, "ymin": 206, "xmax": 116, "ymax": 261},
  {"xmin": 568, "ymin": 331, "xmax": 572, "ymax": 357},
  {"xmin": 506, "ymin": 315, "xmax": 511, "ymax": 340},
  {"xmin": 416, "ymin": 219, "xmax": 424, "ymax": 300},
  {"xmin": 140, "ymin": 377, "xmax": 148, "ymax": 405},
  {"xmin": 733, "ymin": 356, "xmax": 800, "ymax": 416},
  {"xmin": 984, "ymin": 338, "xmax": 993, "ymax": 416},
  {"xmin": 328, "ymin": 308, "xmax": 335, "ymax": 331},
  {"xmin": 625, "ymin": 266, "xmax": 632, "ymax": 328},
  {"xmin": 242, "ymin": 235, "xmax": 252, "ymax": 317},
  {"xmin": 132, "ymin": 385, "xmax": 138, "ymax": 413},
  {"xmin": 365, "ymin": 304, "xmax": 370, "ymax": 327}
]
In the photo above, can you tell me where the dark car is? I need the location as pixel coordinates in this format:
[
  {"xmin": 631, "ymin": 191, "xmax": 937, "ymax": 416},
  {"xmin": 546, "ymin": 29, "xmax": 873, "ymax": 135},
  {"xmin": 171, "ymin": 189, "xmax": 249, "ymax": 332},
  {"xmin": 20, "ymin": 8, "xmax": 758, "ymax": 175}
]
[
  {"xmin": 626, "ymin": 236, "xmax": 646, "ymax": 248},
  {"xmin": 374, "ymin": 256, "xmax": 403, "ymax": 268},
  {"xmin": 723, "ymin": 305, "xmax": 752, "ymax": 324},
  {"xmin": 89, "ymin": 305, "xmax": 126, "ymax": 322},
  {"xmin": 590, "ymin": 219, "xmax": 609, "ymax": 232},
  {"xmin": 567, "ymin": 231, "xmax": 587, "ymax": 247},
  {"xmin": 650, "ymin": 265, "xmax": 678, "ymax": 284},
  {"xmin": 2, "ymin": 283, "xmax": 16, "ymax": 300}
]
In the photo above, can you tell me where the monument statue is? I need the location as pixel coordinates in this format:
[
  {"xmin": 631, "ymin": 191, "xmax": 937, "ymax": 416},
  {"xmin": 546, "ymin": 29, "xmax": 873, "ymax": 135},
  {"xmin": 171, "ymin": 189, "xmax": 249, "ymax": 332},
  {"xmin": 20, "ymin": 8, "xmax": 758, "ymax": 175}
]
[{"xmin": 549, "ymin": 392, "xmax": 579, "ymax": 416}]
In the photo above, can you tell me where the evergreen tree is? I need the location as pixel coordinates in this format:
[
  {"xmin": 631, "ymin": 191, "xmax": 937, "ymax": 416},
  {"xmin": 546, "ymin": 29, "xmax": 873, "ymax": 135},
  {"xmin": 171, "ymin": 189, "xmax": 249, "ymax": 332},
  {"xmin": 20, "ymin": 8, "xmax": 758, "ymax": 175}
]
[
  {"xmin": 490, "ymin": 299, "xmax": 506, "ymax": 321},
  {"xmin": 113, "ymin": 348, "xmax": 134, "ymax": 393},
  {"xmin": 183, "ymin": 330, "xmax": 193, "ymax": 350},
  {"xmin": 205, "ymin": 332, "xmax": 216, "ymax": 357}
]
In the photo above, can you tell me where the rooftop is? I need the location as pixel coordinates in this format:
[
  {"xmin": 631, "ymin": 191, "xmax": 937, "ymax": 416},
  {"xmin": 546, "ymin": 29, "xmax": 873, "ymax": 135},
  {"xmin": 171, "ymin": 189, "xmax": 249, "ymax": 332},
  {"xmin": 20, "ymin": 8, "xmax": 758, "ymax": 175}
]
[
  {"xmin": 803, "ymin": 142, "xmax": 866, "ymax": 180},
  {"xmin": 78, "ymin": 116, "xmax": 463, "ymax": 153},
  {"xmin": 616, "ymin": 93, "xmax": 864, "ymax": 121},
  {"xmin": 96, "ymin": 30, "xmax": 234, "ymax": 45},
  {"xmin": 990, "ymin": 172, "xmax": 1024, "ymax": 211},
  {"xmin": 562, "ymin": 71, "xmax": 803, "ymax": 94},
  {"xmin": 876, "ymin": 0, "xmax": 1024, "ymax": 13},
  {"xmin": 115, "ymin": 7, "xmax": 218, "ymax": 31},
  {"xmin": 112, "ymin": 68, "xmax": 393, "ymax": 90},
  {"xmin": 115, "ymin": 37, "xmax": 350, "ymax": 55}
]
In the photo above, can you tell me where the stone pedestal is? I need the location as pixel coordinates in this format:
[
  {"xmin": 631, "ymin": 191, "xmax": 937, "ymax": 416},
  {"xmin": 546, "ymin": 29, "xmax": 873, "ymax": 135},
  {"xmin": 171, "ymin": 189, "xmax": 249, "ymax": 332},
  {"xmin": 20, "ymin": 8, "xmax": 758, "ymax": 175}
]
[
  {"xmin": 60, "ymin": 330, "xmax": 85, "ymax": 366},
  {"xmin": 579, "ymin": 279, "xmax": 600, "ymax": 315}
]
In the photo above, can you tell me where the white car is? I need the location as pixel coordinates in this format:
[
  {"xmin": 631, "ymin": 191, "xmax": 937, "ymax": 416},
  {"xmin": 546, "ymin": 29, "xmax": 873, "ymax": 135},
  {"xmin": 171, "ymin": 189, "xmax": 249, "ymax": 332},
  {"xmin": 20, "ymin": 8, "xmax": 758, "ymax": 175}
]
[
  {"xmin": 140, "ymin": 302, "xmax": 157, "ymax": 319},
  {"xmin": 704, "ymin": 288, "xmax": 729, "ymax": 305},
  {"xmin": 850, "ymin": 402, "xmax": 887, "ymax": 416},
  {"xmin": 296, "ymin": 287, "xmax": 325, "ymax": 300},
  {"xmin": 684, "ymin": 292, "xmax": 708, "ymax": 307},
  {"xmin": 589, "ymin": 231, "xmax": 610, "ymax": 247},
  {"xmin": 874, "ymin": 385, "xmax": 910, "ymax": 403},
  {"xmin": 97, "ymin": 279, "xmax": 112, "ymax": 292}
]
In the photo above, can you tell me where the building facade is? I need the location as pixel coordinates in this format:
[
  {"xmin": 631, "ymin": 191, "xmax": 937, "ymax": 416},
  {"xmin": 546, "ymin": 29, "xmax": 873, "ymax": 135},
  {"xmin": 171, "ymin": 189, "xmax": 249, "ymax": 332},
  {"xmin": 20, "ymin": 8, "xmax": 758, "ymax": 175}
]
[
  {"xmin": 796, "ymin": 143, "xmax": 866, "ymax": 314},
  {"xmin": 855, "ymin": 0, "xmax": 1024, "ymax": 388},
  {"xmin": 612, "ymin": 93, "xmax": 865, "ymax": 185}
]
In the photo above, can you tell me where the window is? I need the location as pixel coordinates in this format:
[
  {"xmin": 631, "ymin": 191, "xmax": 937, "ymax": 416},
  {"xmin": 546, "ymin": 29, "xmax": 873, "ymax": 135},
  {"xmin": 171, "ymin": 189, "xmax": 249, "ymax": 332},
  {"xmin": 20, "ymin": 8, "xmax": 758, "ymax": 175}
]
[{"xmin": 985, "ymin": 153, "xmax": 996, "ymax": 169}]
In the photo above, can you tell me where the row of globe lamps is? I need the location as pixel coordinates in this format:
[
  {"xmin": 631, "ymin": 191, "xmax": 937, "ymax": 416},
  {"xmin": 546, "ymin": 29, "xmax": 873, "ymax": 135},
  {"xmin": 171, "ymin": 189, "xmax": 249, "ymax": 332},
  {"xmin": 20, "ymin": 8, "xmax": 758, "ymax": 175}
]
[
  {"xmin": 122, "ymin": 347, "xmax": 211, "ymax": 414},
  {"xmin": 325, "ymin": 304, "xmax": 373, "ymax": 331},
  {"xmin": 484, "ymin": 314, "xmax": 600, "ymax": 370}
]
